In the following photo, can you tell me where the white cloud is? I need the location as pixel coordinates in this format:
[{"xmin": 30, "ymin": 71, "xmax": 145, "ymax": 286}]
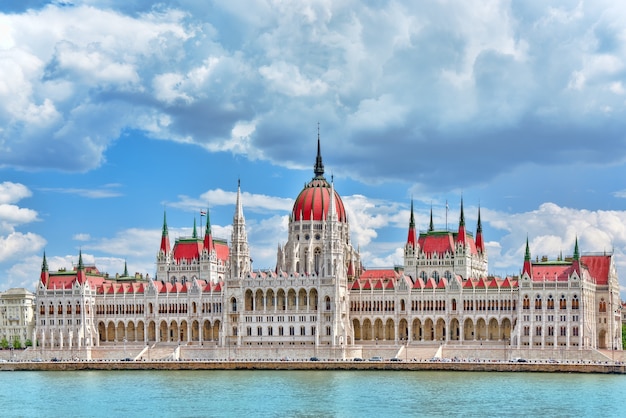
[
  {"xmin": 0, "ymin": 182, "xmax": 31, "ymax": 204},
  {"xmin": 0, "ymin": 232, "xmax": 46, "ymax": 263}
]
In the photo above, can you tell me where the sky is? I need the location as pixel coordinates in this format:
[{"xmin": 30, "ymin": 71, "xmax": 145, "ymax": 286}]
[{"xmin": 2, "ymin": 1, "xmax": 626, "ymax": 297}]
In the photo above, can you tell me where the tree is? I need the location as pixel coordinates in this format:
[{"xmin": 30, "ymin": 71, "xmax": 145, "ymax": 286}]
[
  {"xmin": 0, "ymin": 337, "xmax": 8, "ymax": 349},
  {"xmin": 12, "ymin": 336, "xmax": 22, "ymax": 349},
  {"xmin": 622, "ymin": 324, "xmax": 626, "ymax": 349},
  {"xmin": 25, "ymin": 339, "xmax": 33, "ymax": 348}
]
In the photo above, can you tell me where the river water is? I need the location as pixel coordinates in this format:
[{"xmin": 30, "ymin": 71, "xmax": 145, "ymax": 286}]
[{"xmin": 1, "ymin": 370, "xmax": 624, "ymax": 417}]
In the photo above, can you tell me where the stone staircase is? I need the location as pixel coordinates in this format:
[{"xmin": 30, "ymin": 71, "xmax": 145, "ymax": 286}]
[{"xmin": 138, "ymin": 343, "xmax": 180, "ymax": 361}]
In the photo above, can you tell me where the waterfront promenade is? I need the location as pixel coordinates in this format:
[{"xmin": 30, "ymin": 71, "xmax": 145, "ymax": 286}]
[{"xmin": 1, "ymin": 358, "xmax": 625, "ymax": 374}]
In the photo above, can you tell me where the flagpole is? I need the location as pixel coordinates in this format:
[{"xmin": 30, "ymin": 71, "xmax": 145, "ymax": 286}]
[{"xmin": 445, "ymin": 200, "xmax": 448, "ymax": 231}]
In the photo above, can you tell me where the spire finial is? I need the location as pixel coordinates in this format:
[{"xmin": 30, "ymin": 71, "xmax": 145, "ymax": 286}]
[
  {"xmin": 123, "ymin": 260, "xmax": 128, "ymax": 277},
  {"xmin": 78, "ymin": 249, "xmax": 84, "ymax": 270},
  {"xmin": 524, "ymin": 236, "xmax": 531, "ymax": 261},
  {"xmin": 573, "ymin": 236, "xmax": 580, "ymax": 260},
  {"xmin": 409, "ymin": 198, "xmax": 415, "ymax": 228},
  {"xmin": 314, "ymin": 127, "xmax": 325, "ymax": 178},
  {"xmin": 192, "ymin": 218, "xmax": 198, "ymax": 239},
  {"xmin": 477, "ymin": 204, "xmax": 482, "ymax": 233},
  {"xmin": 42, "ymin": 251, "xmax": 48, "ymax": 272}
]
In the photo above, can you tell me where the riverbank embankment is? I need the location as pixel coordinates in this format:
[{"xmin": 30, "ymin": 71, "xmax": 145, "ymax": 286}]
[{"xmin": 1, "ymin": 359, "xmax": 624, "ymax": 374}]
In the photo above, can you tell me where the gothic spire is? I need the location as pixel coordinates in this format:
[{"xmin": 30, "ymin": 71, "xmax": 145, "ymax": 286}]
[
  {"xmin": 192, "ymin": 217, "xmax": 198, "ymax": 239},
  {"xmin": 204, "ymin": 207, "xmax": 214, "ymax": 253},
  {"xmin": 41, "ymin": 251, "xmax": 48, "ymax": 272},
  {"xmin": 522, "ymin": 236, "xmax": 533, "ymax": 277},
  {"xmin": 314, "ymin": 126, "xmax": 325, "ymax": 178},
  {"xmin": 475, "ymin": 205, "xmax": 485, "ymax": 253},
  {"xmin": 407, "ymin": 199, "xmax": 417, "ymax": 248},
  {"xmin": 428, "ymin": 204, "xmax": 434, "ymax": 232},
  {"xmin": 160, "ymin": 210, "xmax": 171, "ymax": 255},
  {"xmin": 40, "ymin": 251, "xmax": 50, "ymax": 286},
  {"xmin": 573, "ymin": 236, "xmax": 580, "ymax": 261},
  {"xmin": 459, "ymin": 197, "xmax": 465, "ymax": 227}
]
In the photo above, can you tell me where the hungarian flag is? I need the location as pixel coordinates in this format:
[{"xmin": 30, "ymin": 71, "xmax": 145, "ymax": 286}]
[{"xmin": 200, "ymin": 211, "xmax": 207, "ymax": 216}]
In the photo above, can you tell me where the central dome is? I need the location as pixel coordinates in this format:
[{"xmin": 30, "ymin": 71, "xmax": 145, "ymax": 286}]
[{"xmin": 291, "ymin": 139, "xmax": 347, "ymax": 223}]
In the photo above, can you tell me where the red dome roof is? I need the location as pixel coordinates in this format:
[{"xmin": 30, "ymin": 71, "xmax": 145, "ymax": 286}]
[
  {"xmin": 291, "ymin": 137, "xmax": 347, "ymax": 222},
  {"xmin": 292, "ymin": 177, "xmax": 347, "ymax": 222}
]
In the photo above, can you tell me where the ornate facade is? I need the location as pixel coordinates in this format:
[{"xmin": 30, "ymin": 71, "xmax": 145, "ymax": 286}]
[{"xmin": 32, "ymin": 139, "xmax": 623, "ymax": 357}]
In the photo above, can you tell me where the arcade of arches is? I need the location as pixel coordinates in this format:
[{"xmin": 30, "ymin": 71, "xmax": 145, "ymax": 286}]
[
  {"xmin": 352, "ymin": 317, "xmax": 512, "ymax": 343},
  {"xmin": 97, "ymin": 319, "xmax": 221, "ymax": 344}
]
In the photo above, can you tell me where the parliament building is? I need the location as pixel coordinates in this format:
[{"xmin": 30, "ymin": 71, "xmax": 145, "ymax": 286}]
[{"xmin": 32, "ymin": 139, "xmax": 623, "ymax": 360}]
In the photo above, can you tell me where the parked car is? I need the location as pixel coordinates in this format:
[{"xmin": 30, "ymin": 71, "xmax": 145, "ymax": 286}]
[
  {"xmin": 353, "ymin": 357, "xmax": 364, "ymax": 362},
  {"xmin": 369, "ymin": 356, "xmax": 383, "ymax": 361},
  {"xmin": 309, "ymin": 357, "xmax": 320, "ymax": 361},
  {"xmin": 390, "ymin": 357, "xmax": 403, "ymax": 362}
]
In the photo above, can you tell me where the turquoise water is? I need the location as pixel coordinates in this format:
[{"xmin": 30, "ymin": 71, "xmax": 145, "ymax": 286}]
[{"xmin": 1, "ymin": 370, "xmax": 624, "ymax": 417}]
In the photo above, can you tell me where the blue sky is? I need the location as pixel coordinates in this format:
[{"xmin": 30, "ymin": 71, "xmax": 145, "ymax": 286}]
[{"xmin": 2, "ymin": 1, "xmax": 626, "ymax": 296}]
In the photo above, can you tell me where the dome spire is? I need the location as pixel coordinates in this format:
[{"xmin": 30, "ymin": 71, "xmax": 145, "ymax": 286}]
[{"xmin": 314, "ymin": 124, "xmax": 324, "ymax": 178}]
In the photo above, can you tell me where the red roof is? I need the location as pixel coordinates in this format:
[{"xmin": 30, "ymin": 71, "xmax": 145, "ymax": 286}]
[
  {"xmin": 292, "ymin": 177, "xmax": 347, "ymax": 223},
  {"xmin": 581, "ymin": 255, "xmax": 611, "ymax": 285},
  {"xmin": 531, "ymin": 263, "xmax": 573, "ymax": 282},
  {"xmin": 173, "ymin": 239, "xmax": 203, "ymax": 262},
  {"xmin": 418, "ymin": 230, "xmax": 479, "ymax": 256},
  {"xmin": 360, "ymin": 269, "xmax": 397, "ymax": 280},
  {"xmin": 418, "ymin": 233, "xmax": 454, "ymax": 256}
]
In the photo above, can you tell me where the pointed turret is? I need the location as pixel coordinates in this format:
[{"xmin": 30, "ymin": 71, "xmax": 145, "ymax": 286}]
[
  {"xmin": 123, "ymin": 260, "xmax": 129, "ymax": 277},
  {"xmin": 522, "ymin": 237, "xmax": 533, "ymax": 277},
  {"xmin": 230, "ymin": 179, "xmax": 250, "ymax": 278},
  {"xmin": 203, "ymin": 207, "xmax": 214, "ymax": 253},
  {"xmin": 572, "ymin": 236, "xmax": 581, "ymax": 274},
  {"xmin": 40, "ymin": 251, "xmax": 49, "ymax": 287},
  {"xmin": 475, "ymin": 206, "xmax": 485, "ymax": 253},
  {"xmin": 76, "ymin": 250, "xmax": 86, "ymax": 284},
  {"xmin": 160, "ymin": 211, "xmax": 171, "ymax": 255},
  {"xmin": 192, "ymin": 217, "xmax": 198, "ymax": 239},
  {"xmin": 456, "ymin": 198, "xmax": 466, "ymax": 245},
  {"xmin": 428, "ymin": 205, "xmax": 434, "ymax": 232},
  {"xmin": 407, "ymin": 199, "xmax": 417, "ymax": 248}
]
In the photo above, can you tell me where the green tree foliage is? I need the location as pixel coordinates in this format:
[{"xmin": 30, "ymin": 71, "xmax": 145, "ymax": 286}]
[
  {"xmin": 0, "ymin": 337, "xmax": 8, "ymax": 349},
  {"xmin": 25, "ymin": 339, "xmax": 33, "ymax": 347},
  {"xmin": 12, "ymin": 336, "xmax": 22, "ymax": 349},
  {"xmin": 622, "ymin": 324, "xmax": 626, "ymax": 349}
]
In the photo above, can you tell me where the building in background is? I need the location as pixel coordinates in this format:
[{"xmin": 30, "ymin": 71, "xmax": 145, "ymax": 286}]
[{"xmin": 0, "ymin": 288, "xmax": 35, "ymax": 348}]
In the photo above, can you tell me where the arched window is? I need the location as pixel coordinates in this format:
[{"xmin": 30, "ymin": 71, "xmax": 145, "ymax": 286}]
[
  {"xmin": 419, "ymin": 271, "xmax": 428, "ymax": 281},
  {"xmin": 523, "ymin": 296, "xmax": 530, "ymax": 310},
  {"xmin": 547, "ymin": 295, "xmax": 554, "ymax": 310},
  {"xmin": 432, "ymin": 271, "xmax": 440, "ymax": 283},
  {"xmin": 314, "ymin": 247, "xmax": 321, "ymax": 274},
  {"xmin": 534, "ymin": 295, "xmax": 542, "ymax": 310},
  {"xmin": 231, "ymin": 297, "xmax": 237, "ymax": 312},
  {"xmin": 444, "ymin": 270, "xmax": 453, "ymax": 280},
  {"xmin": 572, "ymin": 295, "xmax": 579, "ymax": 310},
  {"xmin": 599, "ymin": 298, "xmax": 607, "ymax": 313},
  {"xmin": 559, "ymin": 295, "xmax": 567, "ymax": 310},
  {"xmin": 325, "ymin": 296, "xmax": 331, "ymax": 311}
]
